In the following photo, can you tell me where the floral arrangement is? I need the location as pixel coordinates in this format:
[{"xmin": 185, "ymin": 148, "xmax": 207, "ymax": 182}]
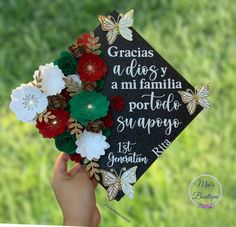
[{"xmin": 9, "ymin": 32, "xmax": 125, "ymax": 178}]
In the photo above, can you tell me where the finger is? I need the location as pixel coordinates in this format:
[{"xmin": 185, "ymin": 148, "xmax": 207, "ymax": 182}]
[
  {"xmin": 91, "ymin": 177, "xmax": 99, "ymax": 188},
  {"xmin": 78, "ymin": 167, "xmax": 98, "ymax": 188},
  {"xmin": 68, "ymin": 162, "xmax": 81, "ymax": 177},
  {"xmin": 53, "ymin": 153, "xmax": 70, "ymax": 179},
  {"xmin": 78, "ymin": 165, "xmax": 89, "ymax": 175}
]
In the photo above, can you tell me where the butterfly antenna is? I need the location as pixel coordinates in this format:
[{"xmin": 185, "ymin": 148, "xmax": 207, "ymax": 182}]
[
  {"xmin": 119, "ymin": 167, "xmax": 126, "ymax": 177},
  {"xmin": 109, "ymin": 15, "xmax": 118, "ymax": 24},
  {"xmin": 186, "ymin": 88, "xmax": 195, "ymax": 95},
  {"xmin": 117, "ymin": 14, "xmax": 122, "ymax": 22},
  {"xmin": 111, "ymin": 168, "xmax": 119, "ymax": 178}
]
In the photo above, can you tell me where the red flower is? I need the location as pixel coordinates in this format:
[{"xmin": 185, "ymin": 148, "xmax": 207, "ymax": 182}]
[
  {"xmin": 76, "ymin": 33, "xmax": 90, "ymax": 47},
  {"xmin": 78, "ymin": 53, "xmax": 107, "ymax": 82},
  {"xmin": 36, "ymin": 109, "xmax": 69, "ymax": 138},
  {"xmin": 102, "ymin": 113, "xmax": 113, "ymax": 128},
  {"xmin": 70, "ymin": 153, "xmax": 84, "ymax": 163},
  {"xmin": 110, "ymin": 96, "xmax": 125, "ymax": 112}
]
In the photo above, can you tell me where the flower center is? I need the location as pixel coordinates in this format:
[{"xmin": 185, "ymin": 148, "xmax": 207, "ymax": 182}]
[
  {"xmin": 87, "ymin": 103, "xmax": 94, "ymax": 110},
  {"xmin": 52, "ymin": 119, "xmax": 58, "ymax": 125},
  {"xmin": 87, "ymin": 64, "xmax": 94, "ymax": 71},
  {"xmin": 23, "ymin": 94, "xmax": 39, "ymax": 110},
  {"xmin": 85, "ymin": 60, "xmax": 96, "ymax": 75}
]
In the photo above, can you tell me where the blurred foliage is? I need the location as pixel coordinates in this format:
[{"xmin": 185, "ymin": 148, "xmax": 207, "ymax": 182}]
[{"xmin": 0, "ymin": 0, "xmax": 236, "ymax": 226}]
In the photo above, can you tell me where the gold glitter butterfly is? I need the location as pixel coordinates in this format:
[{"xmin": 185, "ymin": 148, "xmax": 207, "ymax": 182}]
[
  {"xmin": 98, "ymin": 9, "xmax": 134, "ymax": 45},
  {"xmin": 101, "ymin": 166, "xmax": 137, "ymax": 200},
  {"xmin": 178, "ymin": 84, "xmax": 210, "ymax": 115}
]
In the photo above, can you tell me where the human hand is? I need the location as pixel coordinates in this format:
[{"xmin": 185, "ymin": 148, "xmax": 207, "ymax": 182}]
[{"xmin": 51, "ymin": 153, "xmax": 100, "ymax": 226}]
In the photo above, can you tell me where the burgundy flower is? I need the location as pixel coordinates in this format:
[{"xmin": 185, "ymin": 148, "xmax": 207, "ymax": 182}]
[
  {"xmin": 60, "ymin": 88, "xmax": 72, "ymax": 101},
  {"xmin": 70, "ymin": 153, "xmax": 84, "ymax": 163},
  {"xmin": 102, "ymin": 113, "xmax": 113, "ymax": 128},
  {"xmin": 110, "ymin": 96, "xmax": 125, "ymax": 112}
]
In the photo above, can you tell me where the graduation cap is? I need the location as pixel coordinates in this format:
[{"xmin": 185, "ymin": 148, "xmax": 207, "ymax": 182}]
[
  {"xmin": 9, "ymin": 9, "xmax": 210, "ymax": 202},
  {"xmin": 92, "ymin": 10, "xmax": 210, "ymax": 201}
]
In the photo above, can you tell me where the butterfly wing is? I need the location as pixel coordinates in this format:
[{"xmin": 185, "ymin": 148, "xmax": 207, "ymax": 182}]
[
  {"xmin": 121, "ymin": 183, "xmax": 134, "ymax": 199},
  {"xmin": 98, "ymin": 15, "xmax": 118, "ymax": 45},
  {"xmin": 106, "ymin": 29, "xmax": 118, "ymax": 45},
  {"xmin": 107, "ymin": 182, "xmax": 119, "ymax": 201},
  {"xmin": 100, "ymin": 170, "xmax": 117, "ymax": 186},
  {"xmin": 101, "ymin": 170, "xmax": 119, "ymax": 200},
  {"xmin": 98, "ymin": 15, "xmax": 116, "ymax": 31},
  {"xmin": 186, "ymin": 100, "xmax": 197, "ymax": 115},
  {"xmin": 121, "ymin": 166, "xmax": 137, "ymax": 199},
  {"xmin": 119, "ymin": 9, "xmax": 134, "ymax": 41},
  {"xmin": 177, "ymin": 91, "xmax": 194, "ymax": 104},
  {"xmin": 178, "ymin": 90, "xmax": 197, "ymax": 115},
  {"xmin": 196, "ymin": 84, "xmax": 210, "ymax": 109}
]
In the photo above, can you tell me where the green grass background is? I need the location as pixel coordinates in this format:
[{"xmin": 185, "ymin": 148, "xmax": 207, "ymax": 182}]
[{"xmin": 0, "ymin": 0, "xmax": 236, "ymax": 226}]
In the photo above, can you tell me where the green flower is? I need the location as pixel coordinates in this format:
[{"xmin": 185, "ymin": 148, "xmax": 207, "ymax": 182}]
[
  {"xmin": 69, "ymin": 91, "xmax": 110, "ymax": 126},
  {"xmin": 54, "ymin": 51, "xmax": 77, "ymax": 75},
  {"xmin": 55, "ymin": 131, "xmax": 77, "ymax": 154},
  {"xmin": 97, "ymin": 79, "xmax": 105, "ymax": 90},
  {"xmin": 103, "ymin": 128, "xmax": 111, "ymax": 138}
]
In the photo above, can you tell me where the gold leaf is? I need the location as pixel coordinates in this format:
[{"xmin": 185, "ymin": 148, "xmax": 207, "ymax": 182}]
[
  {"xmin": 87, "ymin": 32, "xmax": 101, "ymax": 55},
  {"xmin": 38, "ymin": 115, "xmax": 42, "ymax": 122},
  {"xmin": 94, "ymin": 37, "xmax": 99, "ymax": 43},
  {"xmin": 92, "ymin": 162, "xmax": 99, "ymax": 168},
  {"xmin": 87, "ymin": 162, "xmax": 93, "ymax": 170},
  {"xmin": 69, "ymin": 118, "xmax": 75, "ymax": 123},
  {"xmin": 69, "ymin": 117, "xmax": 83, "ymax": 139},
  {"xmin": 90, "ymin": 32, "xmax": 95, "ymax": 38},
  {"xmin": 88, "ymin": 38, "xmax": 93, "ymax": 43},
  {"xmin": 84, "ymin": 158, "xmax": 90, "ymax": 165},
  {"xmin": 87, "ymin": 43, "xmax": 93, "ymax": 49},
  {"xmin": 93, "ymin": 168, "xmax": 100, "ymax": 173},
  {"xmin": 89, "ymin": 171, "xmax": 94, "ymax": 178},
  {"xmin": 64, "ymin": 77, "xmax": 81, "ymax": 96},
  {"xmin": 32, "ymin": 70, "xmax": 43, "ymax": 89},
  {"xmin": 95, "ymin": 50, "xmax": 101, "ymax": 55},
  {"xmin": 37, "ymin": 110, "xmax": 55, "ymax": 123},
  {"xmin": 94, "ymin": 43, "xmax": 101, "ymax": 49},
  {"xmin": 48, "ymin": 115, "xmax": 56, "ymax": 119},
  {"xmin": 68, "ymin": 123, "xmax": 76, "ymax": 128},
  {"xmin": 94, "ymin": 173, "xmax": 100, "ymax": 181},
  {"xmin": 85, "ymin": 160, "xmax": 101, "ymax": 180}
]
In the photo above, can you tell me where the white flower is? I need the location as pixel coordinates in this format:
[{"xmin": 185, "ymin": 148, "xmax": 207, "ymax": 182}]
[
  {"xmin": 75, "ymin": 130, "xmax": 110, "ymax": 160},
  {"xmin": 33, "ymin": 63, "xmax": 65, "ymax": 96},
  {"xmin": 9, "ymin": 84, "xmax": 48, "ymax": 122}
]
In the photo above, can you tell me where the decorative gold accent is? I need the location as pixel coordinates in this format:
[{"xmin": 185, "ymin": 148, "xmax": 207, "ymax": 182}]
[
  {"xmin": 63, "ymin": 77, "xmax": 81, "ymax": 96},
  {"xmin": 31, "ymin": 71, "xmax": 42, "ymax": 89},
  {"xmin": 87, "ymin": 32, "xmax": 101, "ymax": 55},
  {"xmin": 178, "ymin": 84, "xmax": 210, "ymax": 115},
  {"xmin": 37, "ymin": 109, "xmax": 56, "ymax": 123},
  {"xmin": 68, "ymin": 117, "xmax": 83, "ymax": 139},
  {"xmin": 86, "ymin": 120, "xmax": 105, "ymax": 133},
  {"xmin": 98, "ymin": 9, "xmax": 134, "ymax": 45},
  {"xmin": 82, "ymin": 81, "xmax": 97, "ymax": 91},
  {"xmin": 68, "ymin": 43, "xmax": 86, "ymax": 58},
  {"xmin": 48, "ymin": 94, "xmax": 67, "ymax": 109},
  {"xmin": 85, "ymin": 159, "xmax": 100, "ymax": 181}
]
